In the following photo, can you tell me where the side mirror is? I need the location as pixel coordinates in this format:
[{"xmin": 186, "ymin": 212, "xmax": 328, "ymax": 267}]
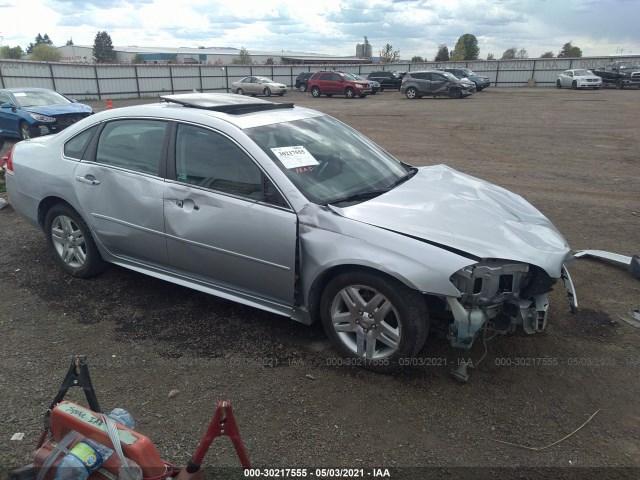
[{"xmin": 1, "ymin": 102, "xmax": 14, "ymax": 109}]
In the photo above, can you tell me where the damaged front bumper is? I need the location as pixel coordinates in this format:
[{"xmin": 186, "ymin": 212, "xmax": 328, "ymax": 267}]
[{"xmin": 446, "ymin": 260, "xmax": 577, "ymax": 350}]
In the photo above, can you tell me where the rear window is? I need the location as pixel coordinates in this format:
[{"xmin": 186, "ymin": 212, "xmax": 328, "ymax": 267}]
[{"xmin": 64, "ymin": 126, "xmax": 98, "ymax": 159}]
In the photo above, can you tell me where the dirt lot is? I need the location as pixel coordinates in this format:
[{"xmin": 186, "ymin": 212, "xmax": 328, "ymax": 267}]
[{"xmin": 1, "ymin": 88, "xmax": 639, "ymax": 480}]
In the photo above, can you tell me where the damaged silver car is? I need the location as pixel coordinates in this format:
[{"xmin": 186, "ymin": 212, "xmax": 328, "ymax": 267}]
[{"xmin": 5, "ymin": 94, "xmax": 575, "ymax": 371}]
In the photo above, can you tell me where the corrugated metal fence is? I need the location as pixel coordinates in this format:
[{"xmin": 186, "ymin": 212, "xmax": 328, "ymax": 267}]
[{"xmin": 1, "ymin": 56, "xmax": 638, "ymax": 100}]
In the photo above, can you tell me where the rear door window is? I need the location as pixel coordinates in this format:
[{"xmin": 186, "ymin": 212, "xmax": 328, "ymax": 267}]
[{"xmin": 64, "ymin": 125, "xmax": 98, "ymax": 159}]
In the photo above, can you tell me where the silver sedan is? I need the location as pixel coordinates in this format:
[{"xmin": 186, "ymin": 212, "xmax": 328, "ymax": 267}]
[
  {"xmin": 231, "ymin": 76, "xmax": 287, "ymax": 96},
  {"xmin": 5, "ymin": 93, "xmax": 575, "ymax": 371}
]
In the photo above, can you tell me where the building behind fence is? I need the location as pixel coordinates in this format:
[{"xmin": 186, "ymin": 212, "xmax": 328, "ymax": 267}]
[{"xmin": 1, "ymin": 56, "xmax": 638, "ymax": 100}]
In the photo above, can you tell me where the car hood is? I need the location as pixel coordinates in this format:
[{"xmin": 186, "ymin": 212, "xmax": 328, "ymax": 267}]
[
  {"xmin": 23, "ymin": 103, "xmax": 92, "ymax": 116},
  {"xmin": 330, "ymin": 165, "xmax": 570, "ymax": 277},
  {"xmin": 575, "ymin": 75, "xmax": 601, "ymax": 80}
]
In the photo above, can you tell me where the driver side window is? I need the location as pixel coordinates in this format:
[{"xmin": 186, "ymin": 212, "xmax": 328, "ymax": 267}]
[{"xmin": 175, "ymin": 124, "xmax": 287, "ymax": 208}]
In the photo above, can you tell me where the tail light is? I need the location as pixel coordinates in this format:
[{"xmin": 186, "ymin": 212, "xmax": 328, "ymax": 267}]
[{"xmin": 4, "ymin": 144, "xmax": 16, "ymax": 174}]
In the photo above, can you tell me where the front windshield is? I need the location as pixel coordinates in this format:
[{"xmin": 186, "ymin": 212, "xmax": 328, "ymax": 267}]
[
  {"xmin": 12, "ymin": 90, "xmax": 70, "ymax": 107},
  {"xmin": 462, "ymin": 68, "xmax": 475, "ymax": 75},
  {"xmin": 343, "ymin": 73, "xmax": 356, "ymax": 81},
  {"xmin": 246, "ymin": 115, "xmax": 410, "ymax": 205},
  {"xmin": 573, "ymin": 69, "xmax": 593, "ymax": 76},
  {"xmin": 442, "ymin": 72, "xmax": 459, "ymax": 82}
]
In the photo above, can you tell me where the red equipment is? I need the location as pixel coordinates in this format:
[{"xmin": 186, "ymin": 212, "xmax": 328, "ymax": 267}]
[{"xmin": 10, "ymin": 356, "xmax": 251, "ymax": 480}]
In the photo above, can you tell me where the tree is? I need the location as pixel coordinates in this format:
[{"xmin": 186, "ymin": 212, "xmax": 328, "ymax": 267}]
[
  {"xmin": 501, "ymin": 47, "xmax": 517, "ymax": 60},
  {"xmin": 93, "ymin": 31, "xmax": 116, "ymax": 63},
  {"xmin": 517, "ymin": 48, "xmax": 528, "ymax": 59},
  {"xmin": 540, "ymin": 51, "xmax": 555, "ymax": 58},
  {"xmin": 558, "ymin": 41, "xmax": 582, "ymax": 58},
  {"xmin": 379, "ymin": 43, "xmax": 400, "ymax": 63},
  {"xmin": 66, "ymin": 38, "xmax": 74, "ymax": 46},
  {"xmin": 435, "ymin": 44, "xmax": 449, "ymax": 61},
  {"xmin": 26, "ymin": 33, "xmax": 53, "ymax": 54},
  {"xmin": 0, "ymin": 46, "xmax": 24, "ymax": 59},
  {"xmin": 451, "ymin": 34, "xmax": 479, "ymax": 61},
  {"xmin": 131, "ymin": 53, "xmax": 144, "ymax": 64},
  {"xmin": 486, "ymin": 53, "xmax": 495, "ymax": 60},
  {"xmin": 29, "ymin": 44, "xmax": 61, "ymax": 62},
  {"xmin": 411, "ymin": 56, "xmax": 424, "ymax": 63},
  {"xmin": 232, "ymin": 47, "xmax": 252, "ymax": 65},
  {"xmin": 265, "ymin": 57, "xmax": 274, "ymax": 65}
]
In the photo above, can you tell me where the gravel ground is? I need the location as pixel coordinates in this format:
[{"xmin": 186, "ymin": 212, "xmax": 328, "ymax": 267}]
[{"xmin": 1, "ymin": 87, "xmax": 639, "ymax": 480}]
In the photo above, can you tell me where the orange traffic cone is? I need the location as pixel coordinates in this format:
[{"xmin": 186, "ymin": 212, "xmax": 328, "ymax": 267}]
[{"xmin": 105, "ymin": 98, "xmax": 113, "ymax": 109}]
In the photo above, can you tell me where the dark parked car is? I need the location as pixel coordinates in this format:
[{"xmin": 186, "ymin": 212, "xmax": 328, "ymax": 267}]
[
  {"xmin": 366, "ymin": 71, "xmax": 402, "ymax": 91},
  {"xmin": 353, "ymin": 74, "xmax": 380, "ymax": 94},
  {"xmin": 295, "ymin": 72, "xmax": 315, "ymax": 92},
  {"xmin": 307, "ymin": 71, "xmax": 372, "ymax": 99},
  {"xmin": 441, "ymin": 68, "xmax": 491, "ymax": 91},
  {"xmin": 0, "ymin": 88, "xmax": 93, "ymax": 139},
  {"xmin": 401, "ymin": 70, "xmax": 475, "ymax": 99}
]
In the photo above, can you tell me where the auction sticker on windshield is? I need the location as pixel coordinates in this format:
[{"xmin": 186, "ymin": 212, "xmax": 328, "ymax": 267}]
[{"xmin": 271, "ymin": 146, "xmax": 319, "ymax": 169}]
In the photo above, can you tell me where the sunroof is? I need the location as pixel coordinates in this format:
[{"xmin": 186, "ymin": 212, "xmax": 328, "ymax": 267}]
[{"xmin": 160, "ymin": 93, "xmax": 294, "ymax": 114}]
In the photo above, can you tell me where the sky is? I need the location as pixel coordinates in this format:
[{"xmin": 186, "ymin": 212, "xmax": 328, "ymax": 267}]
[{"xmin": 1, "ymin": 0, "xmax": 639, "ymax": 59}]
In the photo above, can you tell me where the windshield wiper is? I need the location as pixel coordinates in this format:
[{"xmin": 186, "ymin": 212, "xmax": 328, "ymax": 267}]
[{"xmin": 325, "ymin": 167, "xmax": 418, "ymax": 206}]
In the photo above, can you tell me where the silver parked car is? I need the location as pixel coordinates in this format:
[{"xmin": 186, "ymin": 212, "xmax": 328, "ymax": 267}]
[
  {"xmin": 556, "ymin": 69, "xmax": 602, "ymax": 89},
  {"xmin": 5, "ymin": 94, "xmax": 576, "ymax": 371},
  {"xmin": 231, "ymin": 76, "xmax": 287, "ymax": 96}
]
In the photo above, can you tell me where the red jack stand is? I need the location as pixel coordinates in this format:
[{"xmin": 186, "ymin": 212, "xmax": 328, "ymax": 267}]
[{"xmin": 176, "ymin": 401, "xmax": 251, "ymax": 479}]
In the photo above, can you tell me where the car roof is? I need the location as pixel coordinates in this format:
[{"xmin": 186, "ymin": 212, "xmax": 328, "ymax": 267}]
[{"xmin": 83, "ymin": 93, "xmax": 324, "ymax": 130}]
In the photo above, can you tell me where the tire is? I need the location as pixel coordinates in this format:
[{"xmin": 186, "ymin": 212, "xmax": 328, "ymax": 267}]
[
  {"xmin": 345, "ymin": 87, "xmax": 355, "ymax": 99},
  {"xmin": 311, "ymin": 86, "xmax": 321, "ymax": 98},
  {"xmin": 476, "ymin": 87, "xmax": 483, "ymax": 92},
  {"xmin": 359, "ymin": 93, "xmax": 367, "ymax": 98},
  {"xmin": 405, "ymin": 87, "xmax": 418, "ymax": 99},
  {"xmin": 320, "ymin": 270, "xmax": 429, "ymax": 372},
  {"xmin": 278, "ymin": 93, "xmax": 284, "ymax": 96},
  {"xmin": 45, "ymin": 203, "xmax": 107, "ymax": 278},
  {"xmin": 299, "ymin": 84, "xmax": 307, "ymax": 92},
  {"xmin": 379, "ymin": 87, "xmax": 385, "ymax": 92},
  {"xmin": 617, "ymin": 79, "xmax": 624, "ymax": 89},
  {"xmin": 449, "ymin": 88, "xmax": 463, "ymax": 99},
  {"xmin": 236, "ymin": 88, "xmax": 244, "ymax": 95},
  {"xmin": 556, "ymin": 80, "xmax": 562, "ymax": 89},
  {"xmin": 20, "ymin": 121, "xmax": 32, "ymax": 140},
  {"xmin": 263, "ymin": 87, "xmax": 271, "ymax": 97},
  {"xmin": 572, "ymin": 80, "xmax": 577, "ymax": 90},
  {"xmin": 326, "ymin": 94, "xmax": 333, "ymax": 97}
]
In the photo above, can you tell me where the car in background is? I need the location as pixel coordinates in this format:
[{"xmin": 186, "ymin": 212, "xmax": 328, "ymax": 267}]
[
  {"xmin": 441, "ymin": 68, "xmax": 491, "ymax": 91},
  {"xmin": 556, "ymin": 69, "xmax": 602, "ymax": 89},
  {"xmin": 0, "ymin": 88, "xmax": 93, "ymax": 140},
  {"xmin": 401, "ymin": 70, "xmax": 475, "ymax": 99},
  {"xmin": 354, "ymin": 74, "xmax": 380, "ymax": 94},
  {"xmin": 231, "ymin": 76, "xmax": 287, "ymax": 96},
  {"xmin": 5, "ymin": 93, "xmax": 574, "ymax": 371},
  {"xmin": 307, "ymin": 71, "xmax": 372, "ymax": 99},
  {"xmin": 366, "ymin": 71, "xmax": 402, "ymax": 91},
  {"xmin": 295, "ymin": 72, "xmax": 315, "ymax": 92}
]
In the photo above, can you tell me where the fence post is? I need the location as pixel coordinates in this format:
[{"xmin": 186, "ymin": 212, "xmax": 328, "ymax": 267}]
[
  {"xmin": 225, "ymin": 66, "xmax": 229, "ymax": 92},
  {"xmin": 495, "ymin": 60, "xmax": 500, "ymax": 88},
  {"xmin": 198, "ymin": 65, "xmax": 203, "ymax": 92},
  {"xmin": 134, "ymin": 65, "xmax": 141, "ymax": 98},
  {"xmin": 94, "ymin": 65, "xmax": 101, "ymax": 100},
  {"xmin": 49, "ymin": 63, "xmax": 57, "ymax": 91},
  {"xmin": 169, "ymin": 65, "xmax": 175, "ymax": 94}
]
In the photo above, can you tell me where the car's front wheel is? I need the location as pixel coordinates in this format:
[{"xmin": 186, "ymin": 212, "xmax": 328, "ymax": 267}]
[
  {"xmin": 45, "ymin": 204, "xmax": 106, "ymax": 278},
  {"xmin": 299, "ymin": 84, "xmax": 307, "ymax": 92},
  {"xmin": 345, "ymin": 87, "xmax": 355, "ymax": 99},
  {"xmin": 236, "ymin": 88, "xmax": 244, "ymax": 95},
  {"xmin": 405, "ymin": 87, "xmax": 418, "ymax": 99},
  {"xmin": 572, "ymin": 80, "xmax": 578, "ymax": 89},
  {"xmin": 556, "ymin": 80, "xmax": 562, "ymax": 89},
  {"xmin": 263, "ymin": 87, "xmax": 271, "ymax": 97},
  {"xmin": 19, "ymin": 121, "xmax": 32, "ymax": 140},
  {"xmin": 449, "ymin": 88, "xmax": 463, "ymax": 99},
  {"xmin": 320, "ymin": 270, "xmax": 429, "ymax": 372},
  {"xmin": 311, "ymin": 86, "xmax": 321, "ymax": 97}
]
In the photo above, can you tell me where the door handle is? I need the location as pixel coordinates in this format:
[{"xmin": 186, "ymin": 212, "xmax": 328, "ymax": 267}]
[
  {"xmin": 170, "ymin": 199, "xmax": 199, "ymax": 211},
  {"xmin": 75, "ymin": 175, "xmax": 100, "ymax": 185}
]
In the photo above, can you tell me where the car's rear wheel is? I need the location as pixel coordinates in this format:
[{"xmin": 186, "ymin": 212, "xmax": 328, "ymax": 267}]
[
  {"xmin": 236, "ymin": 88, "xmax": 244, "ymax": 95},
  {"xmin": 556, "ymin": 80, "xmax": 562, "ymax": 89},
  {"xmin": 616, "ymin": 79, "xmax": 625, "ymax": 89},
  {"xmin": 299, "ymin": 84, "xmax": 307, "ymax": 92},
  {"xmin": 359, "ymin": 93, "xmax": 367, "ymax": 98},
  {"xmin": 311, "ymin": 86, "xmax": 321, "ymax": 97},
  {"xmin": 45, "ymin": 204, "xmax": 106, "ymax": 278},
  {"xmin": 19, "ymin": 121, "xmax": 32, "ymax": 140},
  {"xmin": 405, "ymin": 87, "xmax": 418, "ymax": 99},
  {"xmin": 320, "ymin": 270, "xmax": 428, "ymax": 372},
  {"xmin": 449, "ymin": 88, "xmax": 463, "ymax": 99},
  {"xmin": 476, "ymin": 87, "xmax": 484, "ymax": 92},
  {"xmin": 263, "ymin": 87, "xmax": 271, "ymax": 97},
  {"xmin": 345, "ymin": 87, "xmax": 355, "ymax": 99},
  {"xmin": 572, "ymin": 80, "xmax": 578, "ymax": 89}
]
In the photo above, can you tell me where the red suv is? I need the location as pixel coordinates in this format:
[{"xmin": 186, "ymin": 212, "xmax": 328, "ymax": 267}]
[{"xmin": 307, "ymin": 71, "xmax": 372, "ymax": 99}]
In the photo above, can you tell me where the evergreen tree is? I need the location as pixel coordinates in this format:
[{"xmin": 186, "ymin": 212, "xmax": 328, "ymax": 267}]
[
  {"xmin": 451, "ymin": 34, "xmax": 479, "ymax": 61},
  {"xmin": 93, "ymin": 31, "xmax": 116, "ymax": 63},
  {"xmin": 435, "ymin": 44, "xmax": 449, "ymax": 61},
  {"xmin": 25, "ymin": 33, "xmax": 53, "ymax": 54}
]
